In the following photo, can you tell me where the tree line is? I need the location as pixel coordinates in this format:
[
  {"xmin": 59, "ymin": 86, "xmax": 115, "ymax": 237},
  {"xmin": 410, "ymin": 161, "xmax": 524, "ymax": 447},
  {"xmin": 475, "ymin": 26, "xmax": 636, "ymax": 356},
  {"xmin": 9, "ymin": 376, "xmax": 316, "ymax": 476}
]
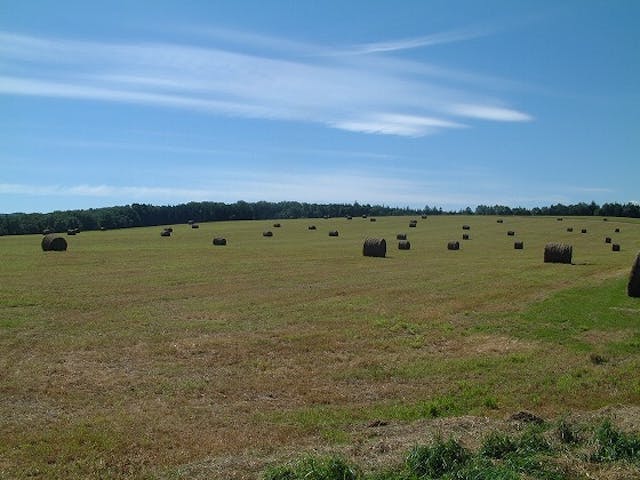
[{"xmin": 1, "ymin": 200, "xmax": 638, "ymax": 236}]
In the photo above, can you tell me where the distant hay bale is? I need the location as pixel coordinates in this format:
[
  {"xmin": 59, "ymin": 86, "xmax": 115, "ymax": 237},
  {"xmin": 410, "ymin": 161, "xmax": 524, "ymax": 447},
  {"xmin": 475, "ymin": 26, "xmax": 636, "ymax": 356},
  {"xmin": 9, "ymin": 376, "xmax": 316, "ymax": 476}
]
[
  {"xmin": 557, "ymin": 218, "xmax": 563, "ymax": 221},
  {"xmin": 421, "ymin": 215, "xmax": 427, "ymax": 219},
  {"xmin": 308, "ymin": 225, "xmax": 317, "ymax": 230},
  {"xmin": 410, "ymin": 219, "xmax": 418, "ymax": 224},
  {"xmin": 165, "ymin": 227, "xmax": 173, "ymax": 233},
  {"xmin": 514, "ymin": 241, "xmax": 524, "ymax": 250},
  {"xmin": 328, "ymin": 230, "xmax": 339, "ymax": 237},
  {"xmin": 363, "ymin": 237, "xmax": 386, "ymax": 257},
  {"xmin": 581, "ymin": 229, "xmax": 587, "ymax": 234},
  {"xmin": 615, "ymin": 228, "xmax": 620, "ymax": 233},
  {"xmin": 187, "ymin": 219, "xmax": 194, "ymax": 225},
  {"xmin": 567, "ymin": 227, "xmax": 574, "ymax": 232},
  {"xmin": 191, "ymin": 224, "xmax": 199, "ymax": 229},
  {"xmin": 273, "ymin": 223, "xmax": 281, "ymax": 228},
  {"xmin": 323, "ymin": 215, "xmax": 330, "ymax": 219},
  {"xmin": 507, "ymin": 231, "xmax": 515, "ymax": 236},
  {"xmin": 448, "ymin": 241, "xmax": 460, "ymax": 250},
  {"xmin": 67, "ymin": 229, "xmax": 77, "ymax": 236},
  {"xmin": 628, "ymin": 252, "xmax": 640, "ymax": 297},
  {"xmin": 603, "ymin": 218, "xmax": 608, "ymax": 222},
  {"xmin": 462, "ymin": 225, "xmax": 470, "ymax": 230},
  {"xmin": 612, "ymin": 244, "xmax": 621, "ymax": 252},
  {"xmin": 370, "ymin": 218, "xmax": 377, "ymax": 222},
  {"xmin": 42, "ymin": 228, "xmax": 52, "ymax": 235},
  {"xmin": 462, "ymin": 233, "xmax": 470, "ymax": 240},
  {"xmin": 544, "ymin": 242, "xmax": 572, "ymax": 264},
  {"xmin": 160, "ymin": 230, "xmax": 171, "ymax": 237},
  {"xmin": 398, "ymin": 240, "xmax": 411, "ymax": 250},
  {"xmin": 263, "ymin": 231, "xmax": 273, "ymax": 237},
  {"xmin": 409, "ymin": 223, "xmax": 417, "ymax": 228},
  {"xmin": 99, "ymin": 226, "xmax": 107, "ymax": 231},
  {"xmin": 41, "ymin": 234, "xmax": 67, "ymax": 252},
  {"xmin": 396, "ymin": 233, "xmax": 407, "ymax": 240},
  {"xmin": 497, "ymin": 219, "xmax": 504, "ymax": 223},
  {"xmin": 346, "ymin": 215, "xmax": 353, "ymax": 220},
  {"xmin": 212, "ymin": 237, "xmax": 227, "ymax": 246},
  {"xmin": 605, "ymin": 237, "xmax": 612, "ymax": 244},
  {"xmin": 362, "ymin": 215, "xmax": 368, "ymax": 219}
]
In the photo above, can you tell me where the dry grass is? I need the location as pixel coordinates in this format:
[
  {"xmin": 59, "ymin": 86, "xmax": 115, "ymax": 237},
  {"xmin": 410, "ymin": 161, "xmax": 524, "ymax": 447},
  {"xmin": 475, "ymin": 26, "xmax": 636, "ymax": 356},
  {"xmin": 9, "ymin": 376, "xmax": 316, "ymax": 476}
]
[{"xmin": 1, "ymin": 215, "xmax": 639, "ymax": 479}]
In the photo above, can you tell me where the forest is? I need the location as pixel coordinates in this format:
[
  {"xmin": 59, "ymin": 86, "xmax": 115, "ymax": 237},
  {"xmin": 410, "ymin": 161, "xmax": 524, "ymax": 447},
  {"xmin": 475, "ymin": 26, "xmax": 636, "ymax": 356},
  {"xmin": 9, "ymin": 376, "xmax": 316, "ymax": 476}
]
[{"xmin": 1, "ymin": 200, "xmax": 639, "ymax": 236}]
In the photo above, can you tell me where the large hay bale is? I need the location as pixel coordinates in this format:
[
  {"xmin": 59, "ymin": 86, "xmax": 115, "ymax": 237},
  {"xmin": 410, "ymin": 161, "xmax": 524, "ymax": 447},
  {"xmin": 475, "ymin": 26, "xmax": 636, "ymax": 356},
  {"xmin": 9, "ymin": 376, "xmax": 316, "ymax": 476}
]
[
  {"xmin": 41, "ymin": 234, "xmax": 67, "ymax": 252},
  {"xmin": 507, "ymin": 231, "xmax": 515, "ymax": 236},
  {"xmin": 398, "ymin": 240, "xmax": 411, "ymax": 250},
  {"xmin": 213, "ymin": 237, "xmax": 227, "ymax": 246},
  {"xmin": 612, "ymin": 244, "xmax": 621, "ymax": 252},
  {"xmin": 514, "ymin": 241, "xmax": 524, "ymax": 250},
  {"xmin": 396, "ymin": 233, "xmax": 407, "ymax": 240},
  {"xmin": 544, "ymin": 243, "xmax": 572, "ymax": 264},
  {"xmin": 462, "ymin": 225, "xmax": 470, "ymax": 230},
  {"xmin": 161, "ymin": 230, "xmax": 171, "ymax": 237},
  {"xmin": 363, "ymin": 237, "xmax": 386, "ymax": 257},
  {"xmin": 448, "ymin": 241, "xmax": 460, "ymax": 250},
  {"xmin": 263, "ymin": 231, "xmax": 273, "ymax": 237},
  {"xmin": 328, "ymin": 230, "xmax": 339, "ymax": 237},
  {"xmin": 628, "ymin": 252, "xmax": 640, "ymax": 297}
]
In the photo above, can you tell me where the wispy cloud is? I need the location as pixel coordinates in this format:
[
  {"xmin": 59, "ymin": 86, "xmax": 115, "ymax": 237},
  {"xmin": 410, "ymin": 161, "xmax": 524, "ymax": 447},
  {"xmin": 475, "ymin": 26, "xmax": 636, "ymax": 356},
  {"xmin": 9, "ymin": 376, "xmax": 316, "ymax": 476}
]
[{"xmin": 0, "ymin": 29, "xmax": 532, "ymax": 137}]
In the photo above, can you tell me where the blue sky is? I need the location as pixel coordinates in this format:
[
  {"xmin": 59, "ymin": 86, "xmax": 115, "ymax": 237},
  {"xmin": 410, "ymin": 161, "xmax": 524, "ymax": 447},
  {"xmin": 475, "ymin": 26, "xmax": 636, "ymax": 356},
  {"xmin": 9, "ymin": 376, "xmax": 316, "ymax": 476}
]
[{"xmin": 1, "ymin": 0, "xmax": 638, "ymax": 214}]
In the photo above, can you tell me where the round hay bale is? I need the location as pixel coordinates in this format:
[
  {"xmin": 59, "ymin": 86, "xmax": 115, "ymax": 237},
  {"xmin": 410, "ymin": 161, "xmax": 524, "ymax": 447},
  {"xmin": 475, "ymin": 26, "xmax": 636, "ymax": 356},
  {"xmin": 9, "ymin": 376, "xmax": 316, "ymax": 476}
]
[
  {"xmin": 514, "ymin": 241, "xmax": 524, "ymax": 250},
  {"xmin": 421, "ymin": 215, "xmax": 427, "ymax": 219},
  {"xmin": 447, "ymin": 241, "xmax": 460, "ymax": 250},
  {"xmin": 41, "ymin": 234, "xmax": 67, "ymax": 252},
  {"xmin": 581, "ymin": 229, "xmax": 587, "ymax": 234},
  {"xmin": 328, "ymin": 230, "xmax": 339, "ymax": 237},
  {"xmin": 67, "ymin": 229, "xmax": 76, "ymax": 235},
  {"xmin": 398, "ymin": 240, "xmax": 411, "ymax": 250},
  {"xmin": 165, "ymin": 227, "xmax": 173, "ymax": 233},
  {"xmin": 605, "ymin": 237, "xmax": 612, "ymax": 244},
  {"xmin": 191, "ymin": 224, "xmax": 199, "ymax": 229},
  {"xmin": 497, "ymin": 219, "xmax": 504, "ymax": 223},
  {"xmin": 362, "ymin": 215, "xmax": 368, "ymax": 219},
  {"xmin": 603, "ymin": 218, "xmax": 608, "ymax": 222},
  {"xmin": 462, "ymin": 233, "xmax": 470, "ymax": 240},
  {"xmin": 263, "ymin": 231, "xmax": 273, "ymax": 237},
  {"xmin": 462, "ymin": 225, "xmax": 470, "ymax": 230},
  {"xmin": 346, "ymin": 215, "xmax": 353, "ymax": 220},
  {"xmin": 308, "ymin": 225, "xmax": 317, "ymax": 230},
  {"xmin": 370, "ymin": 218, "xmax": 377, "ymax": 222},
  {"xmin": 612, "ymin": 244, "xmax": 621, "ymax": 252},
  {"xmin": 409, "ymin": 219, "xmax": 418, "ymax": 224},
  {"xmin": 628, "ymin": 252, "xmax": 640, "ymax": 297},
  {"xmin": 557, "ymin": 218, "xmax": 563, "ymax": 221},
  {"xmin": 160, "ymin": 230, "xmax": 171, "ymax": 237},
  {"xmin": 42, "ymin": 228, "xmax": 52, "ymax": 235},
  {"xmin": 544, "ymin": 242, "xmax": 572, "ymax": 264},
  {"xmin": 273, "ymin": 223, "xmax": 281, "ymax": 228},
  {"xmin": 567, "ymin": 227, "xmax": 574, "ymax": 232},
  {"xmin": 507, "ymin": 231, "xmax": 515, "ymax": 236},
  {"xmin": 213, "ymin": 237, "xmax": 227, "ymax": 246},
  {"xmin": 615, "ymin": 228, "xmax": 620, "ymax": 233},
  {"xmin": 187, "ymin": 219, "xmax": 194, "ymax": 225},
  {"xmin": 396, "ymin": 233, "xmax": 407, "ymax": 240},
  {"xmin": 363, "ymin": 237, "xmax": 386, "ymax": 257}
]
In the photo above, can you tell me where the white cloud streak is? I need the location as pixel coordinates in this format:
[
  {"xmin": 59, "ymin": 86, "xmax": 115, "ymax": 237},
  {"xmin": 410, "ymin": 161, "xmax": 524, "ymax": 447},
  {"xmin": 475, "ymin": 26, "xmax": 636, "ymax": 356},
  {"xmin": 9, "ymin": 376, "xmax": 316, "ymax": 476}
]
[{"xmin": 0, "ymin": 30, "xmax": 532, "ymax": 137}]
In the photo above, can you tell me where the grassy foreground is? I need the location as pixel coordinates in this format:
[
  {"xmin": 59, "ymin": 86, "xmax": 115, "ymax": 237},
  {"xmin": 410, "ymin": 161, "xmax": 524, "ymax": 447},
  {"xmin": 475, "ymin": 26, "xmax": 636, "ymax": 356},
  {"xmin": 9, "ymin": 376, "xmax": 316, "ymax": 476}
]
[{"xmin": 1, "ymin": 215, "xmax": 639, "ymax": 478}]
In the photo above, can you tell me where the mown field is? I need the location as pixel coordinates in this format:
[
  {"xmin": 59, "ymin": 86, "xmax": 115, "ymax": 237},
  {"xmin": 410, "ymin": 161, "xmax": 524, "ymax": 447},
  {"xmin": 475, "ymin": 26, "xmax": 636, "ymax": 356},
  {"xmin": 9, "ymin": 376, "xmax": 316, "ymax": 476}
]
[{"xmin": 1, "ymin": 215, "xmax": 639, "ymax": 479}]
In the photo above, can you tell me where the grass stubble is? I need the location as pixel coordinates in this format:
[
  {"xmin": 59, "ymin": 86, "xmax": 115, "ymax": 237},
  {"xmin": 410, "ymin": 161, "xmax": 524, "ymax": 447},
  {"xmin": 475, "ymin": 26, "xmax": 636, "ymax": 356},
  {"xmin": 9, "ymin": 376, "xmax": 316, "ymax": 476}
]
[{"xmin": 0, "ymin": 215, "xmax": 639, "ymax": 478}]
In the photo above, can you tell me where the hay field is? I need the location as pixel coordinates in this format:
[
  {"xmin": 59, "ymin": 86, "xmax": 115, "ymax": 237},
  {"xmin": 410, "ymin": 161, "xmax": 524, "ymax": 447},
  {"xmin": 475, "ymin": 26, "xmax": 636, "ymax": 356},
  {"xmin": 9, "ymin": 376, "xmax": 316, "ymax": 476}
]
[{"xmin": 1, "ymin": 215, "xmax": 639, "ymax": 478}]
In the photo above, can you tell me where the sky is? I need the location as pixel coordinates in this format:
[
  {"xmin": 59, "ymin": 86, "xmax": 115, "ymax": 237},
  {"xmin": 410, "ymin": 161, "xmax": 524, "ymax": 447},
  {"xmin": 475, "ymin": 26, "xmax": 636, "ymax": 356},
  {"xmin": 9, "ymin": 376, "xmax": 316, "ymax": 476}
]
[{"xmin": 1, "ymin": 0, "xmax": 638, "ymax": 214}]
